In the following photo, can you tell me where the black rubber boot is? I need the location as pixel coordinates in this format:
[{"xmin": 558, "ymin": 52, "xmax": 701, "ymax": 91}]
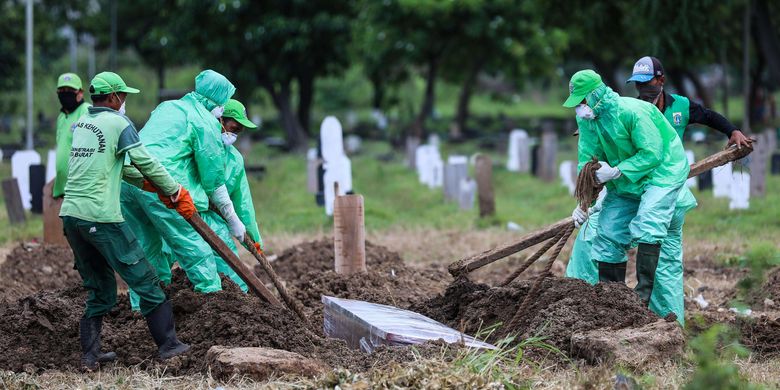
[
  {"xmin": 79, "ymin": 316, "xmax": 117, "ymax": 371},
  {"xmin": 597, "ymin": 261, "xmax": 627, "ymax": 283},
  {"xmin": 145, "ymin": 300, "xmax": 190, "ymax": 360},
  {"xmin": 635, "ymin": 243, "xmax": 661, "ymax": 302}
]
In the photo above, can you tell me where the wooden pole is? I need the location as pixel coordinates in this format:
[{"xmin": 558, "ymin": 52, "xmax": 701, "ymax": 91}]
[
  {"xmin": 450, "ymin": 144, "xmax": 755, "ymax": 276},
  {"xmin": 43, "ymin": 179, "xmax": 67, "ymax": 245},
  {"xmin": 474, "ymin": 154, "xmax": 495, "ymax": 218},
  {"xmin": 2, "ymin": 178, "xmax": 26, "ymax": 225},
  {"xmin": 333, "ymin": 193, "xmax": 366, "ymax": 275}
]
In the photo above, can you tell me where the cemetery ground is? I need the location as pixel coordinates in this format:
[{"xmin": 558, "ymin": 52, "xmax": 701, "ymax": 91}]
[{"xmin": 2, "ymin": 140, "xmax": 780, "ymax": 388}]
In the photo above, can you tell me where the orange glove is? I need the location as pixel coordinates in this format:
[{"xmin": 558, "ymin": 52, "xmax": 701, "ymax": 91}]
[
  {"xmin": 254, "ymin": 241, "xmax": 262, "ymax": 254},
  {"xmin": 158, "ymin": 186, "xmax": 196, "ymax": 219},
  {"xmin": 141, "ymin": 180, "xmax": 157, "ymax": 192}
]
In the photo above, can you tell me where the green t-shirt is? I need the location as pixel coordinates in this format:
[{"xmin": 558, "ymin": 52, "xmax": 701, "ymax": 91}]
[
  {"xmin": 54, "ymin": 102, "xmax": 91, "ymax": 197},
  {"xmin": 60, "ymin": 107, "xmax": 145, "ymax": 223},
  {"xmin": 663, "ymin": 93, "xmax": 691, "ymax": 140}
]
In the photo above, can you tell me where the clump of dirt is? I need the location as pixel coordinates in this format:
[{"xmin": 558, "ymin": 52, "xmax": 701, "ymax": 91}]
[
  {"xmin": 0, "ymin": 244, "xmax": 80, "ymax": 302},
  {"xmin": 258, "ymin": 239, "xmax": 450, "ymax": 324},
  {"xmin": 413, "ymin": 277, "xmax": 659, "ymax": 354},
  {"xmin": 742, "ymin": 267, "xmax": 780, "ymax": 308}
]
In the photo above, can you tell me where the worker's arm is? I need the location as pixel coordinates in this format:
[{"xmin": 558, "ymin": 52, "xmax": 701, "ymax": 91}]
[
  {"xmin": 615, "ymin": 110, "xmax": 664, "ymax": 183},
  {"xmin": 688, "ymin": 100, "xmax": 738, "ymax": 137},
  {"xmin": 227, "ymin": 150, "xmax": 262, "ymax": 245},
  {"xmin": 118, "ymin": 123, "xmax": 179, "ymax": 196},
  {"xmin": 576, "ymin": 119, "xmax": 605, "ymax": 172}
]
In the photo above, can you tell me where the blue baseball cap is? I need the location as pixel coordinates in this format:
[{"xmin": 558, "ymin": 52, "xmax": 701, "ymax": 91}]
[{"xmin": 626, "ymin": 56, "xmax": 664, "ymax": 84}]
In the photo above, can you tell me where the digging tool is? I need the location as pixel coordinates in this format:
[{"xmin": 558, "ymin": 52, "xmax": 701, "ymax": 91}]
[
  {"xmin": 129, "ymin": 163, "xmax": 281, "ymax": 306},
  {"xmin": 449, "ymin": 143, "xmax": 755, "ymax": 277}
]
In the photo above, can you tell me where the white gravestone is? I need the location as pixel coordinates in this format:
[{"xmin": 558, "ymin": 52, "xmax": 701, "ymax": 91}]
[
  {"xmin": 11, "ymin": 150, "xmax": 41, "ymax": 210},
  {"xmin": 415, "ymin": 144, "xmax": 443, "ymax": 188},
  {"xmin": 507, "ymin": 129, "xmax": 530, "ymax": 173},
  {"xmin": 46, "ymin": 149, "xmax": 56, "ymax": 183},
  {"xmin": 685, "ymin": 150, "xmax": 697, "ymax": 188},
  {"xmin": 729, "ymin": 171, "xmax": 750, "ymax": 210},
  {"xmin": 306, "ymin": 147, "xmax": 319, "ymax": 194},
  {"xmin": 457, "ymin": 177, "xmax": 477, "ymax": 210},
  {"xmin": 712, "ymin": 162, "xmax": 732, "ymax": 198},
  {"xmin": 444, "ymin": 155, "xmax": 468, "ymax": 201},
  {"xmin": 558, "ymin": 160, "xmax": 576, "ymax": 195},
  {"xmin": 320, "ymin": 116, "xmax": 353, "ymax": 216}
]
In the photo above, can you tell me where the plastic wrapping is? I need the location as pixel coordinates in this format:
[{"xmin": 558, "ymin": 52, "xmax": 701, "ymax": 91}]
[{"xmin": 322, "ymin": 295, "xmax": 496, "ymax": 353}]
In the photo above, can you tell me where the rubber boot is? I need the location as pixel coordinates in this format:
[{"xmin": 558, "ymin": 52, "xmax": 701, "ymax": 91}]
[
  {"xmin": 597, "ymin": 261, "xmax": 626, "ymax": 283},
  {"xmin": 145, "ymin": 300, "xmax": 190, "ymax": 360},
  {"xmin": 79, "ymin": 316, "xmax": 117, "ymax": 371},
  {"xmin": 635, "ymin": 243, "xmax": 661, "ymax": 303}
]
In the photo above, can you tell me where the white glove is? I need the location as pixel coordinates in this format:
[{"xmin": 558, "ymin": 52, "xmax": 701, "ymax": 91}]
[
  {"xmin": 226, "ymin": 214, "xmax": 246, "ymax": 239},
  {"xmin": 589, "ymin": 188, "xmax": 608, "ymax": 215},
  {"xmin": 595, "ymin": 161, "xmax": 621, "ymax": 184},
  {"xmin": 572, "ymin": 205, "xmax": 588, "ymax": 228}
]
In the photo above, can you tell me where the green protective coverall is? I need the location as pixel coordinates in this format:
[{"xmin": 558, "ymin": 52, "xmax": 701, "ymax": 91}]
[
  {"xmin": 120, "ymin": 70, "xmax": 235, "ymax": 295},
  {"xmin": 54, "ymin": 101, "xmax": 91, "ymax": 197},
  {"xmin": 566, "ymin": 84, "xmax": 690, "ymax": 323}
]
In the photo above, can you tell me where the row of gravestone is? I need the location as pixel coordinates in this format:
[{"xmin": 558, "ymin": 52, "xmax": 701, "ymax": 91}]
[
  {"xmin": 410, "ymin": 135, "xmax": 478, "ymax": 211},
  {"xmin": 306, "ymin": 116, "xmax": 355, "ymax": 216}
]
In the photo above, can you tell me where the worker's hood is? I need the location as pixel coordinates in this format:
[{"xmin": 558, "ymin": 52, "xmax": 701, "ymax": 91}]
[{"xmin": 192, "ymin": 69, "xmax": 236, "ymax": 111}]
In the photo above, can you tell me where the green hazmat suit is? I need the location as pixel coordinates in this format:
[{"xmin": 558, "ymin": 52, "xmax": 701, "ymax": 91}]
[
  {"xmin": 120, "ymin": 69, "xmax": 235, "ymax": 294},
  {"xmin": 566, "ymin": 84, "xmax": 690, "ymax": 323}
]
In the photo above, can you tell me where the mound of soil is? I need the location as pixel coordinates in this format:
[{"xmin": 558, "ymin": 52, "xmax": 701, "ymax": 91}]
[
  {"xmin": 413, "ymin": 277, "xmax": 659, "ymax": 353},
  {"xmin": 259, "ymin": 239, "xmax": 450, "ymax": 324},
  {"xmin": 0, "ymin": 244, "xmax": 80, "ymax": 302},
  {"xmin": 743, "ymin": 267, "xmax": 780, "ymax": 308}
]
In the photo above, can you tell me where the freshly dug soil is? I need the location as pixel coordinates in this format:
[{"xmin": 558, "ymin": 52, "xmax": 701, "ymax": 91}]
[
  {"xmin": 0, "ymin": 269, "xmax": 447, "ymax": 374},
  {"xmin": 413, "ymin": 277, "xmax": 659, "ymax": 353},
  {"xmin": 744, "ymin": 267, "xmax": 780, "ymax": 308},
  {"xmin": 0, "ymin": 244, "xmax": 80, "ymax": 302},
  {"xmin": 258, "ymin": 239, "xmax": 451, "ymax": 324}
]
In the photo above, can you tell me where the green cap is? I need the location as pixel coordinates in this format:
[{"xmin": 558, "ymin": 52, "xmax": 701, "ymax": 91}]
[
  {"xmin": 88, "ymin": 71, "xmax": 140, "ymax": 95},
  {"xmin": 223, "ymin": 99, "xmax": 258, "ymax": 129},
  {"xmin": 57, "ymin": 73, "xmax": 83, "ymax": 90},
  {"xmin": 563, "ymin": 69, "xmax": 603, "ymax": 108}
]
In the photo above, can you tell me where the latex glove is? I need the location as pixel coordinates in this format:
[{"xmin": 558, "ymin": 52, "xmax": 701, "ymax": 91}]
[
  {"xmin": 226, "ymin": 214, "xmax": 246, "ymax": 239},
  {"xmin": 595, "ymin": 161, "xmax": 621, "ymax": 184},
  {"xmin": 572, "ymin": 205, "xmax": 588, "ymax": 228}
]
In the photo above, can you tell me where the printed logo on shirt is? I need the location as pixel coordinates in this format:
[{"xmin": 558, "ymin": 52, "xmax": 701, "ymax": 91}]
[
  {"xmin": 673, "ymin": 112, "xmax": 682, "ymax": 126},
  {"xmin": 72, "ymin": 121, "xmax": 107, "ymax": 156}
]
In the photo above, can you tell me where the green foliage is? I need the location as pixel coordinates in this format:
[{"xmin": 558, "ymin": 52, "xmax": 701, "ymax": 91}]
[
  {"xmin": 735, "ymin": 242, "xmax": 780, "ymax": 300},
  {"xmin": 684, "ymin": 325, "xmax": 758, "ymax": 390}
]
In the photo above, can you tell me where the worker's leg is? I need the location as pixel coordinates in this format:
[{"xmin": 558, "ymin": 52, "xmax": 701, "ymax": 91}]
[
  {"xmin": 591, "ymin": 193, "xmax": 636, "ymax": 282},
  {"xmin": 201, "ymin": 210, "xmax": 249, "ymax": 292},
  {"xmin": 565, "ymin": 210, "xmax": 601, "ymax": 285},
  {"xmin": 630, "ymin": 184, "xmax": 682, "ymax": 301},
  {"xmin": 137, "ymin": 190, "xmax": 222, "ymax": 293}
]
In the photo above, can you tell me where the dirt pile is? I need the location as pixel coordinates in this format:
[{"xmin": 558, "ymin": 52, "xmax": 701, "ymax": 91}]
[
  {"xmin": 259, "ymin": 239, "xmax": 450, "ymax": 323},
  {"xmin": 413, "ymin": 277, "xmax": 659, "ymax": 353},
  {"xmin": 743, "ymin": 267, "xmax": 780, "ymax": 308},
  {"xmin": 0, "ymin": 244, "xmax": 80, "ymax": 302}
]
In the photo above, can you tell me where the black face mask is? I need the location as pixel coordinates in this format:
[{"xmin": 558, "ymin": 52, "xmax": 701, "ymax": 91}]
[
  {"xmin": 58, "ymin": 91, "xmax": 81, "ymax": 112},
  {"xmin": 636, "ymin": 83, "xmax": 663, "ymax": 104}
]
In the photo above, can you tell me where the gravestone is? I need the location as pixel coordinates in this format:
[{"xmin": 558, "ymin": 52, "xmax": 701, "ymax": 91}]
[
  {"xmin": 415, "ymin": 144, "xmax": 443, "ymax": 188},
  {"xmin": 771, "ymin": 153, "xmax": 780, "ymax": 175},
  {"xmin": 729, "ymin": 171, "xmax": 750, "ymax": 210},
  {"xmin": 405, "ymin": 137, "xmax": 420, "ymax": 169},
  {"xmin": 506, "ymin": 129, "xmax": 530, "ymax": 173},
  {"xmin": 29, "ymin": 164, "xmax": 45, "ymax": 214},
  {"xmin": 306, "ymin": 148, "xmax": 319, "ymax": 194},
  {"xmin": 45, "ymin": 149, "xmax": 56, "ymax": 183},
  {"xmin": 10, "ymin": 150, "xmax": 41, "ymax": 210},
  {"xmin": 457, "ymin": 178, "xmax": 477, "ymax": 211},
  {"xmin": 712, "ymin": 162, "xmax": 732, "ymax": 198},
  {"xmin": 345, "ymin": 135, "xmax": 362, "ymax": 154},
  {"xmin": 1, "ymin": 178, "xmax": 25, "ymax": 224},
  {"xmin": 320, "ymin": 116, "xmax": 353, "ymax": 216},
  {"xmin": 536, "ymin": 123, "xmax": 557, "ymax": 182},
  {"xmin": 558, "ymin": 161, "xmax": 576, "ymax": 195},
  {"xmin": 750, "ymin": 132, "xmax": 770, "ymax": 197},
  {"xmin": 698, "ymin": 169, "xmax": 713, "ymax": 191},
  {"xmin": 43, "ymin": 179, "xmax": 67, "ymax": 245},
  {"xmin": 685, "ymin": 150, "xmax": 697, "ymax": 188},
  {"xmin": 443, "ymin": 156, "xmax": 468, "ymax": 201},
  {"xmin": 474, "ymin": 155, "xmax": 495, "ymax": 217}
]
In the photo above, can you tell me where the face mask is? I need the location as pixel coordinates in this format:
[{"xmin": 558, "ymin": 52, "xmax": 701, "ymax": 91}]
[
  {"xmin": 221, "ymin": 131, "xmax": 237, "ymax": 146},
  {"xmin": 118, "ymin": 100, "xmax": 126, "ymax": 115},
  {"xmin": 212, "ymin": 106, "xmax": 225, "ymax": 118},
  {"xmin": 57, "ymin": 91, "xmax": 80, "ymax": 112},
  {"xmin": 575, "ymin": 104, "xmax": 595, "ymax": 120},
  {"xmin": 636, "ymin": 83, "xmax": 663, "ymax": 104}
]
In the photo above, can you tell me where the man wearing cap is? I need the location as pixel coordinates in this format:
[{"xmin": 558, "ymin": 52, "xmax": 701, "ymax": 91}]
[
  {"xmin": 60, "ymin": 71, "xmax": 191, "ymax": 370},
  {"xmin": 628, "ymin": 56, "xmax": 752, "ymax": 148},
  {"xmin": 564, "ymin": 70, "xmax": 690, "ymax": 320},
  {"xmin": 120, "ymin": 70, "xmax": 245, "ymax": 296},
  {"xmin": 54, "ymin": 73, "xmax": 91, "ymax": 198}
]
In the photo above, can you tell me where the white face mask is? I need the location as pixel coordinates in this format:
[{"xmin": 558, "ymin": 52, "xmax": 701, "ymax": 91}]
[
  {"xmin": 575, "ymin": 104, "xmax": 595, "ymax": 120},
  {"xmin": 221, "ymin": 131, "xmax": 237, "ymax": 146},
  {"xmin": 212, "ymin": 106, "xmax": 225, "ymax": 119},
  {"xmin": 118, "ymin": 100, "xmax": 126, "ymax": 115}
]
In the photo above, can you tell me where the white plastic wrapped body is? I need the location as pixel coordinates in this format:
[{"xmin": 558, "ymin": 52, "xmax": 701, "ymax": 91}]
[{"xmin": 322, "ymin": 296, "xmax": 496, "ymax": 353}]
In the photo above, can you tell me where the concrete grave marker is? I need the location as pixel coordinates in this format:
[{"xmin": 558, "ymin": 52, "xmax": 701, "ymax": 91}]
[
  {"xmin": 507, "ymin": 129, "xmax": 530, "ymax": 173},
  {"xmin": 415, "ymin": 143, "xmax": 443, "ymax": 189},
  {"xmin": 558, "ymin": 160, "xmax": 576, "ymax": 195},
  {"xmin": 457, "ymin": 177, "xmax": 477, "ymax": 210},
  {"xmin": 306, "ymin": 148, "xmax": 319, "ymax": 194},
  {"xmin": 712, "ymin": 162, "xmax": 732, "ymax": 198},
  {"xmin": 443, "ymin": 155, "xmax": 468, "ymax": 201},
  {"xmin": 729, "ymin": 171, "xmax": 750, "ymax": 210},
  {"xmin": 536, "ymin": 123, "xmax": 557, "ymax": 182},
  {"xmin": 46, "ymin": 149, "xmax": 56, "ymax": 183},
  {"xmin": 1, "ymin": 178, "xmax": 25, "ymax": 224},
  {"xmin": 750, "ymin": 131, "xmax": 771, "ymax": 197},
  {"xmin": 685, "ymin": 150, "xmax": 697, "ymax": 188},
  {"xmin": 474, "ymin": 154, "xmax": 495, "ymax": 217},
  {"xmin": 11, "ymin": 150, "xmax": 41, "ymax": 210},
  {"xmin": 320, "ymin": 117, "xmax": 353, "ymax": 216}
]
